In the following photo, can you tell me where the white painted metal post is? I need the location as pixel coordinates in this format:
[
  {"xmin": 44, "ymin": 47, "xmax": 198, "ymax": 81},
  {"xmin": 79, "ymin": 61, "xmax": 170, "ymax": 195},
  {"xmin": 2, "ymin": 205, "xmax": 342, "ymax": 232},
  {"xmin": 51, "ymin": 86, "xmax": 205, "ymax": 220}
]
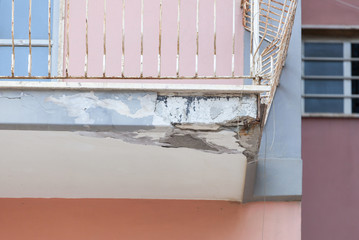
[
  {"xmin": 344, "ymin": 42, "xmax": 352, "ymax": 114},
  {"xmin": 251, "ymin": 0, "xmax": 260, "ymax": 79}
]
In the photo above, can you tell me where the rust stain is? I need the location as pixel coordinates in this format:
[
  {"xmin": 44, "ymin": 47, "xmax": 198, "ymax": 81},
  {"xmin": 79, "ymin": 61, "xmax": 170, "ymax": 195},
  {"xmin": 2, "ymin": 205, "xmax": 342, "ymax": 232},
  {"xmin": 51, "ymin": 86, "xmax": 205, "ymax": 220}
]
[
  {"xmin": 103, "ymin": 0, "xmax": 107, "ymax": 77},
  {"xmin": 11, "ymin": 0, "xmax": 15, "ymax": 77},
  {"xmin": 65, "ymin": 0, "xmax": 70, "ymax": 77},
  {"xmin": 28, "ymin": 0, "xmax": 32, "ymax": 77},
  {"xmin": 85, "ymin": 0, "xmax": 89, "ymax": 78},
  {"xmin": 121, "ymin": 0, "xmax": 126, "ymax": 78},
  {"xmin": 158, "ymin": 0, "xmax": 163, "ymax": 78},
  {"xmin": 48, "ymin": 0, "xmax": 52, "ymax": 77}
]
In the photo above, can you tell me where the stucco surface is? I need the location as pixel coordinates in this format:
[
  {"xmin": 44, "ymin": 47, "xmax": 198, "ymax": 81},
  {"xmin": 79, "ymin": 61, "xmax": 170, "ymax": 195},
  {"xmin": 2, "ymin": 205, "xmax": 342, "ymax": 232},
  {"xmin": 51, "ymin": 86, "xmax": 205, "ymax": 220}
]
[
  {"xmin": 302, "ymin": 118, "xmax": 359, "ymax": 240},
  {"xmin": 302, "ymin": 0, "xmax": 359, "ymax": 26},
  {"xmin": 0, "ymin": 199, "xmax": 301, "ymax": 240}
]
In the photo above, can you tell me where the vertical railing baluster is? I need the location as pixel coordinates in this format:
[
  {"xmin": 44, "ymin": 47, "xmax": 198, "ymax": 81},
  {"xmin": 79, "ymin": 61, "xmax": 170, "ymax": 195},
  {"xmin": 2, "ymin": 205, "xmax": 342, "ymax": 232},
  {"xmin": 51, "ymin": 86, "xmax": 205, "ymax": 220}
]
[
  {"xmin": 195, "ymin": 0, "xmax": 199, "ymax": 78},
  {"xmin": 28, "ymin": 0, "xmax": 32, "ymax": 77},
  {"xmin": 48, "ymin": 0, "xmax": 52, "ymax": 77},
  {"xmin": 103, "ymin": 0, "xmax": 107, "ymax": 77},
  {"xmin": 121, "ymin": 0, "xmax": 125, "ymax": 77},
  {"xmin": 57, "ymin": 0, "xmax": 66, "ymax": 77},
  {"xmin": 158, "ymin": 0, "xmax": 162, "ymax": 78},
  {"xmin": 140, "ymin": 0, "xmax": 144, "ymax": 77},
  {"xmin": 65, "ymin": 0, "xmax": 70, "ymax": 77},
  {"xmin": 213, "ymin": 0, "xmax": 217, "ymax": 77},
  {"xmin": 231, "ymin": 0, "xmax": 235, "ymax": 77},
  {"xmin": 85, "ymin": 0, "xmax": 88, "ymax": 77},
  {"xmin": 176, "ymin": 0, "xmax": 181, "ymax": 78},
  {"xmin": 11, "ymin": 0, "xmax": 15, "ymax": 77}
]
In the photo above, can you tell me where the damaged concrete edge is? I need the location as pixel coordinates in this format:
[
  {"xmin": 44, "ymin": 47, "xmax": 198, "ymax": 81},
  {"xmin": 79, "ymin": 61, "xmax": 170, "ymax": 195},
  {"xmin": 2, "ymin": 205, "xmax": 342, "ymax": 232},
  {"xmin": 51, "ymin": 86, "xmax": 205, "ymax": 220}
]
[
  {"xmin": 242, "ymin": 103, "xmax": 267, "ymax": 203},
  {"xmin": 0, "ymin": 81, "xmax": 271, "ymax": 95},
  {"xmin": 0, "ymin": 90, "xmax": 264, "ymax": 156}
]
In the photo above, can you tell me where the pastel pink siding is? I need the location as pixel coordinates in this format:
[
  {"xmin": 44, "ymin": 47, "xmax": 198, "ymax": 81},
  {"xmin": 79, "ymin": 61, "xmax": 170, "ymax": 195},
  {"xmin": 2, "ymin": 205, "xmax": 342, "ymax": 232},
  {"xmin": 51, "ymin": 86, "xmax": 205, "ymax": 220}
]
[
  {"xmin": 64, "ymin": 0, "xmax": 244, "ymax": 84},
  {"xmin": 302, "ymin": 0, "xmax": 359, "ymax": 26},
  {"xmin": 302, "ymin": 118, "xmax": 359, "ymax": 240}
]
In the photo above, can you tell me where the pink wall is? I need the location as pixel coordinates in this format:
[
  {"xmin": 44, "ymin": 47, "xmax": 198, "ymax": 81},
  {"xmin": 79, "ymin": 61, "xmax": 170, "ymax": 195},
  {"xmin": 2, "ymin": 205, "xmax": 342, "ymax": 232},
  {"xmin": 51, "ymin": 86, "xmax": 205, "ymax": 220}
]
[
  {"xmin": 0, "ymin": 199, "xmax": 300, "ymax": 240},
  {"xmin": 302, "ymin": 118, "xmax": 359, "ymax": 240},
  {"xmin": 302, "ymin": 0, "xmax": 359, "ymax": 26},
  {"xmin": 64, "ymin": 0, "xmax": 244, "ymax": 84}
]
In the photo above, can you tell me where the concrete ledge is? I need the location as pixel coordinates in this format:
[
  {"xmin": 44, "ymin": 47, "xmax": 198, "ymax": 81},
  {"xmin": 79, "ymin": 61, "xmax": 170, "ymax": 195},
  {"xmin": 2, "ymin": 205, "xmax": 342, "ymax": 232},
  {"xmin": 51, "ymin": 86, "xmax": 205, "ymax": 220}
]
[{"xmin": 0, "ymin": 81, "xmax": 270, "ymax": 95}]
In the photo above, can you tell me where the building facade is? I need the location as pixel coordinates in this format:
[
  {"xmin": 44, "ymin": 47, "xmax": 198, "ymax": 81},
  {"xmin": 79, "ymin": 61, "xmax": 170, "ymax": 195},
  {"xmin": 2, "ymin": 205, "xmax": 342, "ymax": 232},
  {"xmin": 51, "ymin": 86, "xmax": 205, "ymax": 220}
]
[
  {"xmin": 302, "ymin": 0, "xmax": 359, "ymax": 239},
  {"xmin": 0, "ymin": 0, "xmax": 302, "ymax": 239}
]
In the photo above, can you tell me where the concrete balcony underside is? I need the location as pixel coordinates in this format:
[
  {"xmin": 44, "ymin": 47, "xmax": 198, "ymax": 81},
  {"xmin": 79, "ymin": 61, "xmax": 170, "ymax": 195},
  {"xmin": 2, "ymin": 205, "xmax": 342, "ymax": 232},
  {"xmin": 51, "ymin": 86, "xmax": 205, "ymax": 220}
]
[{"xmin": 0, "ymin": 82, "xmax": 268, "ymax": 202}]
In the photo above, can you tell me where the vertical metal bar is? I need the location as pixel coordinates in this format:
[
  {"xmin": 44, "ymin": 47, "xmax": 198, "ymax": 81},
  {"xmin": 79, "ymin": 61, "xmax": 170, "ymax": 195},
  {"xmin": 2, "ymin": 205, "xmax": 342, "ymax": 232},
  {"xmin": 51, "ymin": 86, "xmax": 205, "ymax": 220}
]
[
  {"xmin": 249, "ymin": 0, "xmax": 253, "ymax": 76},
  {"xmin": 213, "ymin": 0, "xmax": 216, "ymax": 77},
  {"xmin": 65, "ymin": 0, "xmax": 70, "ymax": 77},
  {"xmin": 140, "ymin": 0, "xmax": 144, "ymax": 77},
  {"xmin": 176, "ymin": 0, "xmax": 181, "ymax": 78},
  {"xmin": 103, "ymin": 0, "xmax": 107, "ymax": 77},
  {"xmin": 11, "ymin": 0, "xmax": 15, "ymax": 77},
  {"xmin": 85, "ymin": 0, "xmax": 89, "ymax": 77},
  {"xmin": 158, "ymin": 0, "xmax": 163, "ymax": 78},
  {"xmin": 195, "ymin": 0, "xmax": 199, "ymax": 78},
  {"xmin": 57, "ymin": 0, "xmax": 66, "ymax": 77},
  {"xmin": 276, "ymin": 0, "xmax": 288, "ymax": 38},
  {"xmin": 344, "ymin": 42, "xmax": 352, "ymax": 114},
  {"xmin": 48, "ymin": 0, "xmax": 52, "ymax": 77},
  {"xmin": 252, "ymin": 0, "xmax": 260, "ymax": 77},
  {"xmin": 28, "ymin": 0, "xmax": 32, "ymax": 77},
  {"xmin": 121, "ymin": 0, "xmax": 125, "ymax": 77},
  {"xmin": 231, "ymin": 0, "xmax": 235, "ymax": 77}
]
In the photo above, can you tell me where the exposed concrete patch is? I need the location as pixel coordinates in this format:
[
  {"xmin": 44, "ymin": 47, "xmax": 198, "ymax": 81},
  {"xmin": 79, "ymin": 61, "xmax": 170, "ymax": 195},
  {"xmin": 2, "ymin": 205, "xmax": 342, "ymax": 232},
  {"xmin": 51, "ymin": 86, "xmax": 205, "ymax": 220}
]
[
  {"xmin": 45, "ymin": 92, "xmax": 258, "ymax": 129},
  {"xmin": 78, "ymin": 118, "xmax": 260, "ymax": 155},
  {"xmin": 160, "ymin": 131, "xmax": 219, "ymax": 152},
  {"xmin": 237, "ymin": 121, "xmax": 262, "ymax": 162},
  {"xmin": 153, "ymin": 95, "xmax": 257, "ymax": 125},
  {"xmin": 174, "ymin": 123, "xmax": 221, "ymax": 131}
]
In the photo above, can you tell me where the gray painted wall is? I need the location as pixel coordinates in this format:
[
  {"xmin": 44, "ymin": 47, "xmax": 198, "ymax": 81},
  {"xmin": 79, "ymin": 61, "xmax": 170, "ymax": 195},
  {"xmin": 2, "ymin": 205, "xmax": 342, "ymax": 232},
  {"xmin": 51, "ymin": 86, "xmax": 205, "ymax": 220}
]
[{"xmin": 253, "ymin": 0, "xmax": 302, "ymax": 200}]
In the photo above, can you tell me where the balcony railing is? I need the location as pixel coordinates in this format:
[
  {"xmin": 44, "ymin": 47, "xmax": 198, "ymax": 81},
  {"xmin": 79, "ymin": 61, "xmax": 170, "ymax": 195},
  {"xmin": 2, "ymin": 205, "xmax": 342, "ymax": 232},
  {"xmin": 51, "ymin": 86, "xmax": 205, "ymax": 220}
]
[
  {"xmin": 0, "ymin": 0, "xmax": 297, "ymax": 113},
  {"xmin": 1, "ymin": 0, "xmax": 250, "ymax": 80}
]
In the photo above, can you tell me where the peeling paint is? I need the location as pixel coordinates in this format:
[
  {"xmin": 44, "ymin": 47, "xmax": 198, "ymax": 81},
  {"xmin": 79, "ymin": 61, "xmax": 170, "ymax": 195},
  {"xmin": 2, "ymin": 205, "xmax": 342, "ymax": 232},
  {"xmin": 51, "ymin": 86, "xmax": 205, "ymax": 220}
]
[
  {"xmin": 46, "ymin": 92, "xmax": 157, "ymax": 124},
  {"xmin": 45, "ymin": 92, "xmax": 258, "ymax": 127},
  {"xmin": 153, "ymin": 95, "xmax": 257, "ymax": 125}
]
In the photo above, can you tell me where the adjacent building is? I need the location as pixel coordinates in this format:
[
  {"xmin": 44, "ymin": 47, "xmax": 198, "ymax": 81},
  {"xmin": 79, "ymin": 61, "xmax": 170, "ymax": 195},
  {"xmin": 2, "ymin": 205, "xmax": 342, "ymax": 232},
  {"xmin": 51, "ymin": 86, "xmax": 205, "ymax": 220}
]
[
  {"xmin": 0, "ymin": 1, "xmax": 302, "ymax": 239},
  {"xmin": 302, "ymin": 0, "xmax": 359, "ymax": 239}
]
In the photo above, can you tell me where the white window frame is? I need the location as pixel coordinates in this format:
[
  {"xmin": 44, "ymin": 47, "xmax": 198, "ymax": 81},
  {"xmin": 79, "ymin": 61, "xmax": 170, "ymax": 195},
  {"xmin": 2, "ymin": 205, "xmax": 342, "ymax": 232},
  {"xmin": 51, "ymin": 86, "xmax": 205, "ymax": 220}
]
[{"xmin": 302, "ymin": 38, "xmax": 359, "ymax": 117}]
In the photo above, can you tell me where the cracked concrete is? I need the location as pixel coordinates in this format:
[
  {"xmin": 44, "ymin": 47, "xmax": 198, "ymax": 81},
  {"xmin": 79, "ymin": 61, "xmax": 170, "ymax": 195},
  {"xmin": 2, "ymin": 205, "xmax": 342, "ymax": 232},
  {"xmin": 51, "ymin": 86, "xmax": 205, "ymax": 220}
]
[
  {"xmin": 0, "ymin": 90, "xmax": 262, "ymax": 156},
  {"xmin": 0, "ymin": 89, "xmax": 264, "ymax": 201}
]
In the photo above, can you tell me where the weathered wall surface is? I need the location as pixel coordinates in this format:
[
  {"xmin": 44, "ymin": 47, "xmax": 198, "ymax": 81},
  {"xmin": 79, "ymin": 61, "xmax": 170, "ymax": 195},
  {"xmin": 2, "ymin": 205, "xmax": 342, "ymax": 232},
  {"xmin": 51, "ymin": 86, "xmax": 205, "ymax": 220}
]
[
  {"xmin": 0, "ymin": 89, "xmax": 261, "ymax": 201},
  {"xmin": 0, "ymin": 199, "xmax": 301, "ymax": 240},
  {"xmin": 0, "ymin": 90, "xmax": 256, "ymax": 127},
  {"xmin": 302, "ymin": 118, "xmax": 359, "ymax": 240},
  {"xmin": 302, "ymin": 0, "xmax": 359, "ymax": 27}
]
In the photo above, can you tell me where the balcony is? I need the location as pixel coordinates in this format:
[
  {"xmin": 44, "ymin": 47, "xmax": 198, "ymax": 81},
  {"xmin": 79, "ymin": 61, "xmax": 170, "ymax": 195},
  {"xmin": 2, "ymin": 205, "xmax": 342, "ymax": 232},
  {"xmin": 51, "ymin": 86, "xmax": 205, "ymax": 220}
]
[{"xmin": 0, "ymin": 0, "xmax": 297, "ymax": 202}]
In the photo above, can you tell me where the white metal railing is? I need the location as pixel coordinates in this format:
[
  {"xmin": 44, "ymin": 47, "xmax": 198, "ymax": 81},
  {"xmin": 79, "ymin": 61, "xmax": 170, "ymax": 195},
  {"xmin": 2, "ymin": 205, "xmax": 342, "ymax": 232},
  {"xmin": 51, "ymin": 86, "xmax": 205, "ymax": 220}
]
[
  {"xmin": 1, "ymin": 0, "xmax": 298, "ymax": 121},
  {"xmin": 242, "ymin": 0, "xmax": 297, "ymax": 100},
  {"xmin": 1, "ymin": 0, "xmax": 249, "ymax": 80}
]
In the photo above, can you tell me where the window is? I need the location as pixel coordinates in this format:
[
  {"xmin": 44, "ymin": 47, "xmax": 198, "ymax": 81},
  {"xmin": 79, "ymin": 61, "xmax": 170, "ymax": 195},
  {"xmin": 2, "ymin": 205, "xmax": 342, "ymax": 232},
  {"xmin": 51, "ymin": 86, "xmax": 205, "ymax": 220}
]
[
  {"xmin": 0, "ymin": 0, "xmax": 57, "ymax": 79},
  {"xmin": 303, "ymin": 41, "xmax": 359, "ymax": 115}
]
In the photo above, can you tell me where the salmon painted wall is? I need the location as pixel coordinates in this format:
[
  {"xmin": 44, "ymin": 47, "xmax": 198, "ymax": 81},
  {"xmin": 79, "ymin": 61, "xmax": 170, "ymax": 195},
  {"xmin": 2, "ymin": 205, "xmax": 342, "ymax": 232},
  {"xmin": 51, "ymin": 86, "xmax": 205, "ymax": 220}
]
[
  {"xmin": 63, "ymin": 0, "xmax": 244, "ymax": 84},
  {"xmin": 302, "ymin": 0, "xmax": 359, "ymax": 26},
  {"xmin": 302, "ymin": 118, "xmax": 359, "ymax": 240},
  {"xmin": 0, "ymin": 199, "xmax": 300, "ymax": 240}
]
